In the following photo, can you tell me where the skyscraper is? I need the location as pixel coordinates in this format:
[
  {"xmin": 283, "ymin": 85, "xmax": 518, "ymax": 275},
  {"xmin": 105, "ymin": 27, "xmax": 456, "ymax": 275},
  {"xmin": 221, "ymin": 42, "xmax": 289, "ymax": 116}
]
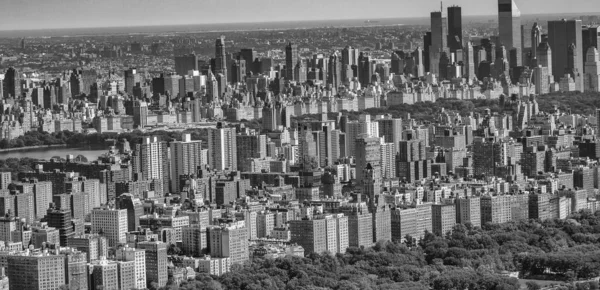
[
  {"xmin": 170, "ymin": 133, "xmax": 203, "ymax": 193},
  {"xmin": 208, "ymin": 126, "xmax": 237, "ymax": 171},
  {"xmin": 285, "ymin": 43, "xmax": 299, "ymax": 81},
  {"xmin": 585, "ymin": 47, "xmax": 600, "ymax": 92},
  {"xmin": 447, "ymin": 6, "xmax": 462, "ymax": 51},
  {"xmin": 124, "ymin": 68, "xmax": 140, "ymax": 95},
  {"xmin": 3, "ymin": 67, "xmax": 21, "ymax": 98},
  {"xmin": 548, "ymin": 19, "xmax": 584, "ymax": 91},
  {"xmin": 531, "ymin": 23, "xmax": 542, "ymax": 60},
  {"xmin": 583, "ymin": 25, "xmax": 600, "ymax": 65},
  {"xmin": 498, "ymin": 0, "xmax": 522, "ymax": 66},
  {"xmin": 215, "ymin": 36, "xmax": 228, "ymax": 84},
  {"xmin": 133, "ymin": 100, "xmax": 148, "ymax": 128},
  {"xmin": 430, "ymin": 10, "xmax": 448, "ymax": 53},
  {"xmin": 174, "ymin": 54, "xmax": 198, "ymax": 76},
  {"xmin": 464, "ymin": 41, "xmax": 476, "ymax": 80},
  {"xmin": 355, "ymin": 136, "xmax": 382, "ymax": 185},
  {"xmin": 134, "ymin": 136, "xmax": 169, "ymax": 192},
  {"xmin": 115, "ymin": 246, "xmax": 147, "ymax": 290},
  {"xmin": 116, "ymin": 193, "xmax": 144, "ymax": 232},
  {"xmin": 328, "ymin": 52, "xmax": 342, "ymax": 90}
]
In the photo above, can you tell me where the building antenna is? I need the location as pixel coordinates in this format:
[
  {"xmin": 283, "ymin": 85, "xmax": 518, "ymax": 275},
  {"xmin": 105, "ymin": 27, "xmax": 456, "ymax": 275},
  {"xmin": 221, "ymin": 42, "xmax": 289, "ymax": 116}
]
[{"xmin": 441, "ymin": 1, "xmax": 443, "ymax": 12}]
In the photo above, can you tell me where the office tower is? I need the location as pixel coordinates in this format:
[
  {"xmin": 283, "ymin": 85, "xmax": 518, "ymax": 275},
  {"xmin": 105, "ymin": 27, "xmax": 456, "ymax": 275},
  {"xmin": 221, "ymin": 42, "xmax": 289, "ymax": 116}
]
[
  {"xmin": 91, "ymin": 208, "xmax": 128, "ymax": 247},
  {"xmin": 583, "ymin": 25, "xmax": 600, "ymax": 64},
  {"xmin": 240, "ymin": 48, "xmax": 257, "ymax": 74},
  {"xmin": 413, "ymin": 47, "xmax": 425, "ymax": 77},
  {"xmin": 124, "ymin": 68, "xmax": 140, "ymax": 95},
  {"xmin": 206, "ymin": 72, "xmax": 219, "ymax": 103},
  {"xmin": 3, "ymin": 67, "xmax": 21, "ymax": 98},
  {"xmin": 116, "ymin": 194, "xmax": 144, "ymax": 232},
  {"xmin": 537, "ymin": 42, "xmax": 553, "ymax": 73},
  {"xmin": 567, "ymin": 43, "xmax": 581, "ymax": 84},
  {"xmin": 521, "ymin": 25, "xmax": 532, "ymax": 60},
  {"xmin": 424, "ymin": 32, "xmax": 432, "ymax": 73},
  {"xmin": 90, "ymin": 257, "xmax": 119, "ymax": 290},
  {"xmin": 174, "ymin": 54, "xmax": 198, "ymax": 76},
  {"xmin": 297, "ymin": 127, "xmax": 318, "ymax": 169},
  {"xmin": 548, "ymin": 19, "xmax": 584, "ymax": 91},
  {"xmin": 68, "ymin": 234, "xmax": 109, "ymax": 262},
  {"xmin": 116, "ymin": 246, "xmax": 147, "ymax": 290},
  {"xmin": 585, "ymin": 47, "xmax": 600, "ymax": 92},
  {"xmin": 133, "ymin": 100, "xmax": 148, "ymax": 128},
  {"xmin": 430, "ymin": 10, "xmax": 448, "ymax": 52},
  {"xmin": 447, "ymin": 6, "xmax": 462, "ymax": 51},
  {"xmin": 391, "ymin": 52, "xmax": 403, "ymax": 75},
  {"xmin": 137, "ymin": 241, "xmax": 168, "ymax": 288},
  {"xmin": 464, "ymin": 41, "xmax": 476, "ymax": 80},
  {"xmin": 285, "ymin": 43, "xmax": 299, "ymax": 81},
  {"xmin": 208, "ymin": 126, "xmax": 237, "ymax": 171},
  {"xmin": 170, "ymin": 133, "xmax": 203, "ymax": 193},
  {"xmin": 397, "ymin": 140, "xmax": 431, "ymax": 182},
  {"xmin": 531, "ymin": 23, "xmax": 542, "ymax": 60},
  {"xmin": 439, "ymin": 51, "xmax": 450, "ymax": 80},
  {"xmin": 355, "ymin": 136, "xmax": 382, "ymax": 185},
  {"xmin": 46, "ymin": 207, "xmax": 74, "ymax": 246},
  {"xmin": 328, "ymin": 52, "xmax": 342, "ymax": 89},
  {"xmin": 498, "ymin": 0, "xmax": 522, "ymax": 65},
  {"xmin": 215, "ymin": 36, "xmax": 228, "ymax": 84},
  {"xmin": 208, "ymin": 222, "xmax": 249, "ymax": 265},
  {"xmin": 7, "ymin": 253, "xmax": 66, "ymax": 290}
]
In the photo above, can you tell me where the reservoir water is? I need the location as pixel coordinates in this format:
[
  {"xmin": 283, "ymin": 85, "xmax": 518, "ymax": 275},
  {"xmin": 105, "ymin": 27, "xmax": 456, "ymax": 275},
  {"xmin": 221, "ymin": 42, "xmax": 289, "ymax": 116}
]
[{"xmin": 0, "ymin": 146, "xmax": 108, "ymax": 161}]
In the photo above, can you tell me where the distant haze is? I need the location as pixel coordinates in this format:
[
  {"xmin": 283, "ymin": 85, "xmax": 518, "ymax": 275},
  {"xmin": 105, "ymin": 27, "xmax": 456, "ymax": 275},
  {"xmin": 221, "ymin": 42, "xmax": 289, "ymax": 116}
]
[{"xmin": 0, "ymin": 0, "xmax": 599, "ymax": 31}]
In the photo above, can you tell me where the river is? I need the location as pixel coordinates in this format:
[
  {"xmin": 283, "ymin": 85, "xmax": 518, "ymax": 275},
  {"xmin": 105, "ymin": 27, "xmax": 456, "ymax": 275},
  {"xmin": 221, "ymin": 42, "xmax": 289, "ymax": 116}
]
[{"xmin": 0, "ymin": 146, "xmax": 108, "ymax": 161}]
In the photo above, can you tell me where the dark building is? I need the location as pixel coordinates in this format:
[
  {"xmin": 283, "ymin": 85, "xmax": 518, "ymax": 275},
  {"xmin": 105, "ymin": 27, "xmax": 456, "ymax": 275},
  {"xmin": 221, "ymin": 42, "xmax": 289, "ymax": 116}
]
[
  {"xmin": 548, "ymin": 19, "xmax": 583, "ymax": 91},
  {"xmin": 3, "ymin": 67, "xmax": 21, "ymax": 99},
  {"xmin": 46, "ymin": 207, "xmax": 74, "ymax": 247},
  {"xmin": 447, "ymin": 6, "xmax": 463, "ymax": 51},
  {"xmin": 174, "ymin": 54, "xmax": 198, "ymax": 76},
  {"xmin": 285, "ymin": 43, "xmax": 299, "ymax": 81},
  {"xmin": 116, "ymin": 194, "xmax": 144, "ymax": 232}
]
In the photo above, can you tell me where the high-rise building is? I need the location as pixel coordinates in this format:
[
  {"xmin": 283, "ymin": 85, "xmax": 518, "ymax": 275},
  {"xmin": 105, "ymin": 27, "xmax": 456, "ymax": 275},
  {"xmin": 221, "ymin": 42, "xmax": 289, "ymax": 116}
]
[
  {"xmin": 377, "ymin": 117, "xmax": 402, "ymax": 153},
  {"xmin": 464, "ymin": 41, "xmax": 476, "ymax": 80},
  {"xmin": 133, "ymin": 100, "xmax": 148, "ymax": 129},
  {"xmin": 289, "ymin": 214, "xmax": 348, "ymax": 255},
  {"xmin": 116, "ymin": 193, "xmax": 144, "ymax": 232},
  {"xmin": 531, "ymin": 23, "xmax": 542, "ymax": 60},
  {"xmin": 585, "ymin": 47, "xmax": 600, "ymax": 92},
  {"xmin": 182, "ymin": 225, "xmax": 207, "ymax": 257},
  {"xmin": 68, "ymin": 234, "xmax": 109, "ymax": 262},
  {"xmin": 456, "ymin": 196, "xmax": 482, "ymax": 227},
  {"xmin": 7, "ymin": 253, "xmax": 66, "ymax": 290},
  {"xmin": 215, "ymin": 36, "xmax": 228, "ymax": 84},
  {"xmin": 447, "ymin": 6, "xmax": 463, "ymax": 51},
  {"xmin": 170, "ymin": 133, "xmax": 203, "ymax": 193},
  {"xmin": 91, "ymin": 208, "xmax": 128, "ymax": 247},
  {"xmin": 3, "ymin": 67, "xmax": 21, "ymax": 98},
  {"xmin": 0, "ymin": 172, "xmax": 10, "ymax": 189},
  {"xmin": 583, "ymin": 25, "xmax": 600, "ymax": 65},
  {"xmin": 46, "ymin": 207, "xmax": 74, "ymax": 246},
  {"xmin": 115, "ymin": 246, "xmax": 147, "ymax": 290},
  {"xmin": 63, "ymin": 249, "xmax": 88, "ymax": 290},
  {"xmin": 133, "ymin": 136, "xmax": 169, "ymax": 193},
  {"xmin": 432, "ymin": 204, "xmax": 456, "ymax": 235},
  {"xmin": 89, "ymin": 257, "xmax": 119, "ymax": 290},
  {"xmin": 285, "ymin": 43, "xmax": 299, "ymax": 81},
  {"xmin": 548, "ymin": 19, "xmax": 584, "ymax": 91},
  {"xmin": 33, "ymin": 181, "xmax": 52, "ymax": 220},
  {"xmin": 124, "ymin": 68, "xmax": 140, "ymax": 95},
  {"xmin": 208, "ymin": 221, "xmax": 248, "ymax": 265},
  {"xmin": 340, "ymin": 203, "xmax": 373, "ymax": 248},
  {"xmin": 174, "ymin": 54, "xmax": 198, "ymax": 76},
  {"xmin": 236, "ymin": 131, "xmax": 267, "ymax": 171},
  {"xmin": 208, "ymin": 126, "xmax": 237, "ymax": 171},
  {"xmin": 138, "ymin": 241, "xmax": 168, "ymax": 288},
  {"xmin": 240, "ymin": 48, "xmax": 257, "ymax": 75},
  {"xmin": 355, "ymin": 136, "xmax": 382, "ymax": 185},
  {"xmin": 498, "ymin": 0, "xmax": 522, "ymax": 66},
  {"xmin": 537, "ymin": 42, "xmax": 553, "ymax": 74},
  {"xmin": 430, "ymin": 10, "xmax": 448, "ymax": 53}
]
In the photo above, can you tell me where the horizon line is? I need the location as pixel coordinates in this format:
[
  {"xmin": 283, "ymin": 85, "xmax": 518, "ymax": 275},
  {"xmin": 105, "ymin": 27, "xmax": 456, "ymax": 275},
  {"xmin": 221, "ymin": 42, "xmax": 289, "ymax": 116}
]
[{"xmin": 1, "ymin": 12, "xmax": 598, "ymax": 35}]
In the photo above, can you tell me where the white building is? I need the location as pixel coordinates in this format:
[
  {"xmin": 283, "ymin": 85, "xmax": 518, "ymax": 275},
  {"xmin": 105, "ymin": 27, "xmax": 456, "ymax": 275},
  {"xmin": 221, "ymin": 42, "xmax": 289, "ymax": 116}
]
[{"xmin": 91, "ymin": 208, "xmax": 128, "ymax": 247}]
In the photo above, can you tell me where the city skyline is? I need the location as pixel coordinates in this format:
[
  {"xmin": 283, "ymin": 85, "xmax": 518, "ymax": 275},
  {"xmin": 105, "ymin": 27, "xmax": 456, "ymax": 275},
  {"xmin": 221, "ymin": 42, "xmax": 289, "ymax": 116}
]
[{"xmin": 0, "ymin": 0, "xmax": 599, "ymax": 31}]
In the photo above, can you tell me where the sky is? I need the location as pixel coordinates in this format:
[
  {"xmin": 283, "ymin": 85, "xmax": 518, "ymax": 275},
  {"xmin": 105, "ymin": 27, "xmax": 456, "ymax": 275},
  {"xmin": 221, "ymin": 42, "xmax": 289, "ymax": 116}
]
[{"xmin": 0, "ymin": 0, "xmax": 598, "ymax": 31}]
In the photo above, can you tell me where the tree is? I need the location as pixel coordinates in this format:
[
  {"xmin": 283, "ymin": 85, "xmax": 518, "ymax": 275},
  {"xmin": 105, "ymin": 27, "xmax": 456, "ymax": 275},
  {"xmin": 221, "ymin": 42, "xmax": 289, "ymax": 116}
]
[{"xmin": 526, "ymin": 281, "xmax": 541, "ymax": 290}]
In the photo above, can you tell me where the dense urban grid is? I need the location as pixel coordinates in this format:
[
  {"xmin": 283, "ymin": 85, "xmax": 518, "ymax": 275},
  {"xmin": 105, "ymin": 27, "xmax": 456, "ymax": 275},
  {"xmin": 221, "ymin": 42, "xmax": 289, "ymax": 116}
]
[{"xmin": 0, "ymin": 0, "xmax": 600, "ymax": 290}]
